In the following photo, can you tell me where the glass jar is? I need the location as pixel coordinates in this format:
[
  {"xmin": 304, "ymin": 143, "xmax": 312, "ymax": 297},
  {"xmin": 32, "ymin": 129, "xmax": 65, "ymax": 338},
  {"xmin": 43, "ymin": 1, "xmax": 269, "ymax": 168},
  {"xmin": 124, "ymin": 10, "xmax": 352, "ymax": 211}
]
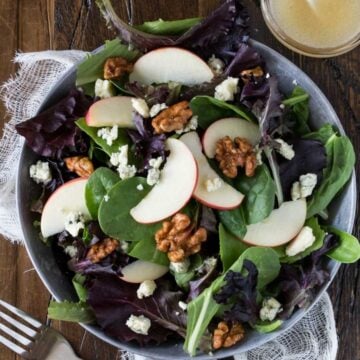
[{"xmin": 261, "ymin": 0, "xmax": 360, "ymax": 57}]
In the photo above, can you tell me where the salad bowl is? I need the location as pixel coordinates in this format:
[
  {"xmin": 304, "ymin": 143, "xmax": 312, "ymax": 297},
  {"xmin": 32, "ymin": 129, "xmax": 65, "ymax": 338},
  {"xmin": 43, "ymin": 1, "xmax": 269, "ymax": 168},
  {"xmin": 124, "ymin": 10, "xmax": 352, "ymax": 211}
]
[{"xmin": 16, "ymin": 38, "xmax": 357, "ymax": 359}]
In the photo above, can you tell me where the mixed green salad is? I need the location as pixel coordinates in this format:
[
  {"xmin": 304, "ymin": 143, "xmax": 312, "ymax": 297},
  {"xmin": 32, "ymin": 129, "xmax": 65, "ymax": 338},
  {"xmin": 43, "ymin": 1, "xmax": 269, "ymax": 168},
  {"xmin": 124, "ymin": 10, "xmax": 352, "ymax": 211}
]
[{"xmin": 16, "ymin": 0, "xmax": 360, "ymax": 356}]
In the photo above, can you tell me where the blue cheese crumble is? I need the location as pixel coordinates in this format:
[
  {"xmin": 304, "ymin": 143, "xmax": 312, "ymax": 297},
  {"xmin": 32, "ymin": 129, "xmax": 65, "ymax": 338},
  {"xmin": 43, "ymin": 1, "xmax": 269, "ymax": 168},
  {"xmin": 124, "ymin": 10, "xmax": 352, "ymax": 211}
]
[
  {"xmin": 207, "ymin": 55, "xmax": 225, "ymax": 75},
  {"xmin": 146, "ymin": 157, "xmax": 163, "ymax": 186},
  {"xmin": 259, "ymin": 297, "xmax": 282, "ymax": 321},
  {"xmin": 275, "ymin": 139, "xmax": 295, "ymax": 160},
  {"xmin": 149, "ymin": 103, "xmax": 168, "ymax": 117},
  {"xmin": 110, "ymin": 145, "xmax": 137, "ymax": 180},
  {"xmin": 97, "ymin": 126, "xmax": 118, "ymax": 146},
  {"xmin": 170, "ymin": 258, "xmax": 190, "ymax": 274},
  {"xmin": 137, "ymin": 280, "xmax": 157, "ymax": 299},
  {"xmin": 29, "ymin": 161, "xmax": 52, "ymax": 184},
  {"xmin": 94, "ymin": 79, "xmax": 116, "ymax": 98},
  {"xmin": 291, "ymin": 173, "xmax": 317, "ymax": 201},
  {"xmin": 131, "ymin": 98, "xmax": 150, "ymax": 118},
  {"xmin": 205, "ymin": 177, "xmax": 223, "ymax": 192},
  {"xmin": 286, "ymin": 226, "xmax": 316, "ymax": 257},
  {"xmin": 175, "ymin": 115, "xmax": 198, "ymax": 134},
  {"xmin": 214, "ymin": 77, "xmax": 239, "ymax": 101},
  {"xmin": 64, "ymin": 212, "xmax": 86, "ymax": 237},
  {"xmin": 126, "ymin": 315, "xmax": 151, "ymax": 335}
]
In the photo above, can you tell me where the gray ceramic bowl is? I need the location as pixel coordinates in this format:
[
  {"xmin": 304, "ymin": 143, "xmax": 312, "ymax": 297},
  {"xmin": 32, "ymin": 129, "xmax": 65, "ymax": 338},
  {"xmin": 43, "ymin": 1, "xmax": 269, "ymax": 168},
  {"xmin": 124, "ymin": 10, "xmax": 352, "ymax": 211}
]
[{"xmin": 16, "ymin": 40, "xmax": 356, "ymax": 359}]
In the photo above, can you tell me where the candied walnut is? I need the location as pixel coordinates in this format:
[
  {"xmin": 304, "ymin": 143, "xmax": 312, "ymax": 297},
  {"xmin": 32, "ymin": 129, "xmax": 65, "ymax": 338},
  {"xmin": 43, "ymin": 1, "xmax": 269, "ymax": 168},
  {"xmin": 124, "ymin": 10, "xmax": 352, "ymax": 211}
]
[
  {"xmin": 212, "ymin": 321, "xmax": 245, "ymax": 350},
  {"xmin": 215, "ymin": 136, "xmax": 257, "ymax": 178},
  {"xmin": 155, "ymin": 213, "xmax": 207, "ymax": 262},
  {"xmin": 103, "ymin": 57, "xmax": 133, "ymax": 80},
  {"xmin": 152, "ymin": 101, "xmax": 193, "ymax": 134},
  {"xmin": 86, "ymin": 238, "xmax": 119, "ymax": 263},
  {"xmin": 64, "ymin": 156, "xmax": 94, "ymax": 177},
  {"xmin": 240, "ymin": 66, "xmax": 264, "ymax": 84}
]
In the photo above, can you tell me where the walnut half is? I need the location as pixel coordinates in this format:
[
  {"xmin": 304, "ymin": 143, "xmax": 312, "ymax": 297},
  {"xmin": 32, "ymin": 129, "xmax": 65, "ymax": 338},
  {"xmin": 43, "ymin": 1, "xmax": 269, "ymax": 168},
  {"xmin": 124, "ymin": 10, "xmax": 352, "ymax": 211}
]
[
  {"xmin": 215, "ymin": 136, "xmax": 257, "ymax": 178},
  {"xmin": 86, "ymin": 238, "xmax": 119, "ymax": 263},
  {"xmin": 155, "ymin": 213, "xmax": 207, "ymax": 262},
  {"xmin": 103, "ymin": 57, "xmax": 133, "ymax": 80},
  {"xmin": 212, "ymin": 321, "xmax": 245, "ymax": 350},
  {"xmin": 64, "ymin": 156, "xmax": 94, "ymax": 177}
]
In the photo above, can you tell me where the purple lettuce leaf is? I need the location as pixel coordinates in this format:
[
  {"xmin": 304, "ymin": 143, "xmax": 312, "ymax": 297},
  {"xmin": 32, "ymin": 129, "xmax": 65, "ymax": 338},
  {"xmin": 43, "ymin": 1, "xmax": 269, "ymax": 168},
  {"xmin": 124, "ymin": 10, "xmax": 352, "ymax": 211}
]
[
  {"xmin": 15, "ymin": 88, "xmax": 93, "ymax": 159},
  {"xmin": 275, "ymin": 234, "xmax": 339, "ymax": 318},
  {"xmin": 188, "ymin": 258, "xmax": 219, "ymax": 301},
  {"xmin": 127, "ymin": 113, "xmax": 167, "ymax": 171},
  {"xmin": 278, "ymin": 139, "xmax": 327, "ymax": 200},
  {"xmin": 225, "ymin": 42, "xmax": 263, "ymax": 77},
  {"xmin": 213, "ymin": 260, "xmax": 259, "ymax": 325},
  {"xmin": 199, "ymin": 205, "xmax": 218, "ymax": 234},
  {"xmin": 179, "ymin": 76, "xmax": 225, "ymax": 101},
  {"xmin": 87, "ymin": 275, "xmax": 187, "ymax": 345}
]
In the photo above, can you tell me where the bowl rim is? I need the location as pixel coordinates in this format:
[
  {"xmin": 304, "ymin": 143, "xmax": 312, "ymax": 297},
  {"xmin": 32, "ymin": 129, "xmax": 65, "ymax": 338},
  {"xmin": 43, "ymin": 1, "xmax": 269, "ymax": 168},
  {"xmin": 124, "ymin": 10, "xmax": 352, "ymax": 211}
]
[{"xmin": 16, "ymin": 39, "xmax": 357, "ymax": 359}]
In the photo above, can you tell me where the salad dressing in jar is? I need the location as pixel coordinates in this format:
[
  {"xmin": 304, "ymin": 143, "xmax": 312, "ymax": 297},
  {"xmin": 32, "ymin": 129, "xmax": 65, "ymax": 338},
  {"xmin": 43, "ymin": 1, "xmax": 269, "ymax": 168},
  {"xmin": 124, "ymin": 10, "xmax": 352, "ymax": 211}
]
[{"xmin": 261, "ymin": 0, "xmax": 360, "ymax": 57}]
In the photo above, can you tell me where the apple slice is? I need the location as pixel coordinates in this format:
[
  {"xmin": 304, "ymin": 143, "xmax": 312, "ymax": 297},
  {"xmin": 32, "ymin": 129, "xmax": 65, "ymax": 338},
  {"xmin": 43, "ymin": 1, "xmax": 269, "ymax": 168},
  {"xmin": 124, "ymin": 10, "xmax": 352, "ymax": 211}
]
[
  {"xmin": 203, "ymin": 117, "xmax": 261, "ymax": 158},
  {"xmin": 180, "ymin": 131, "xmax": 244, "ymax": 210},
  {"xmin": 243, "ymin": 199, "xmax": 307, "ymax": 247},
  {"xmin": 85, "ymin": 96, "xmax": 135, "ymax": 128},
  {"xmin": 121, "ymin": 260, "xmax": 169, "ymax": 283},
  {"xmin": 129, "ymin": 47, "xmax": 214, "ymax": 86},
  {"xmin": 41, "ymin": 178, "xmax": 91, "ymax": 238},
  {"xmin": 130, "ymin": 138, "xmax": 197, "ymax": 224}
]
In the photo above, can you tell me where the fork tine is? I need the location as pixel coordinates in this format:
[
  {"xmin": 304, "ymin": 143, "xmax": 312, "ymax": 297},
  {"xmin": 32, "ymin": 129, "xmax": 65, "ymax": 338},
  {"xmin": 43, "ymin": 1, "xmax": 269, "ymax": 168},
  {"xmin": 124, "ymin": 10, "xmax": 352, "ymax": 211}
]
[
  {"xmin": 0, "ymin": 323, "xmax": 33, "ymax": 346},
  {"xmin": 0, "ymin": 300, "xmax": 42, "ymax": 328},
  {"xmin": 0, "ymin": 333, "xmax": 28, "ymax": 356},
  {"xmin": 0, "ymin": 310, "xmax": 38, "ymax": 338}
]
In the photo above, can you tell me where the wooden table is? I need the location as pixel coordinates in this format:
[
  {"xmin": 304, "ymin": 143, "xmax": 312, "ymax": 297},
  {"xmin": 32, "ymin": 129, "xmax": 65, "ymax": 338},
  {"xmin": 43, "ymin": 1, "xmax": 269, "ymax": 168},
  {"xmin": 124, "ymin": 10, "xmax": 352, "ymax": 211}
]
[{"xmin": 0, "ymin": 1, "xmax": 358, "ymax": 359}]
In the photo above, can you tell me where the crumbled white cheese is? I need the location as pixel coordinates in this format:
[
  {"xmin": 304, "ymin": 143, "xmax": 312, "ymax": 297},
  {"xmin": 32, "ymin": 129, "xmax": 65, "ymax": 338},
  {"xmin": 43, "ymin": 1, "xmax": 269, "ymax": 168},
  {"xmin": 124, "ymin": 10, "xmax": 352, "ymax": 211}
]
[
  {"xmin": 64, "ymin": 245, "xmax": 78, "ymax": 258},
  {"xmin": 207, "ymin": 55, "xmax": 225, "ymax": 75},
  {"xmin": 175, "ymin": 115, "xmax": 198, "ymax": 134},
  {"xmin": 146, "ymin": 156, "xmax": 164, "ymax": 186},
  {"xmin": 149, "ymin": 103, "xmax": 168, "ymax": 117},
  {"xmin": 291, "ymin": 181, "xmax": 301, "ymax": 201},
  {"xmin": 275, "ymin": 139, "xmax": 295, "ymax": 160},
  {"xmin": 291, "ymin": 173, "xmax": 317, "ymax": 201},
  {"xmin": 286, "ymin": 226, "xmax": 316, "ymax": 257},
  {"xmin": 136, "ymin": 184, "xmax": 144, "ymax": 191},
  {"xmin": 175, "ymin": 311, "xmax": 180, "ymax": 316},
  {"xmin": 104, "ymin": 194, "xmax": 110, "ymax": 202},
  {"xmin": 126, "ymin": 315, "xmax": 151, "ymax": 335},
  {"xmin": 137, "ymin": 280, "xmax": 157, "ymax": 299},
  {"xmin": 97, "ymin": 126, "xmax": 118, "ymax": 146},
  {"xmin": 120, "ymin": 241, "xmax": 129, "ymax": 253},
  {"xmin": 254, "ymin": 145, "xmax": 263, "ymax": 165},
  {"xmin": 214, "ymin": 77, "xmax": 239, "ymax": 102},
  {"xmin": 280, "ymin": 103, "xmax": 285, "ymax": 110},
  {"xmin": 266, "ymin": 73, "xmax": 271, "ymax": 79},
  {"xmin": 205, "ymin": 177, "xmax": 223, "ymax": 192},
  {"xmin": 299, "ymin": 173, "xmax": 317, "ymax": 198},
  {"xmin": 170, "ymin": 258, "xmax": 190, "ymax": 274},
  {"xmin": 94, "ymin": 79, "xmax": 115, "ymax": 99},
  {"xmin": 259, "ymin": 297, "xmax": 282, "ymax": 321},
  {"xmin": 110, "ymin": 145, "xmax": 137, "ymax": 180},
  {"xmin": 178, "ymin": 301, "xmax": 187, "ymax": 311},
  {"xmin": 64, "ymin": 212, "xmax": 86, "ymax": 237},
  {"xmin": 131, "ymin": 98, "xmax": 150, "ymax": 118},
  {"xmin": 29, "ymin": 161, "xmax": 52, "ymax": 184}
]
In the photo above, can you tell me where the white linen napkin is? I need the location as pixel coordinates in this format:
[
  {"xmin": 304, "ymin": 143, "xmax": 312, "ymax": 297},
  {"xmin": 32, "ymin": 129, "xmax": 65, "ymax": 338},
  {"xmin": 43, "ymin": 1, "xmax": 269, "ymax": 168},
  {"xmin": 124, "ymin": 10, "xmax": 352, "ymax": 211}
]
[{"xmin": 0, "ymin": 51, "xmax": 338, "ymax": 360}]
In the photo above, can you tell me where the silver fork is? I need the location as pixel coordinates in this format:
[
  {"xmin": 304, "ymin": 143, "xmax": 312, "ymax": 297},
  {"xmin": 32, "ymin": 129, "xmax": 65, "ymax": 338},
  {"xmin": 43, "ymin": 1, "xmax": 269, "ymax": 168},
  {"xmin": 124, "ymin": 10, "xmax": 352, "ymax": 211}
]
[{"xmin": 0, "ymin": 299, "xmax": 82, "ymax": 359}]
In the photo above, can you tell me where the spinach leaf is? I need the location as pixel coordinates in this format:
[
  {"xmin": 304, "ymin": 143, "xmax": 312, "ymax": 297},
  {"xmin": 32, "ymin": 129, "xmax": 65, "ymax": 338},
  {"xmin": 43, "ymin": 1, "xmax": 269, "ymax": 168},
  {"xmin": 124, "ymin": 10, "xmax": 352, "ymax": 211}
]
[
  {"xmin": 253, "ymin": 319, "xmax": 282, "ymax": 333},
  {"xmin": 278, "ymin": 217, "xmax": 326, "ymax": 263},
  {"xmin": 190, "ymin": 95, "xmax": 254, "ymax": 128},
  {"xmin": 76, "ymin": 38, "xmax": 140, "ymax": 88},
  {"xmin": 235, "ymin": 164, "xmax": 275, "ymax": 224},
  {"xmin": 48, "ymin": 301, "xmax": 95, "ymax": 323},
  {"xmin": 172, "ymin": 255, "xmax": 202, "ymax": 289},
  {"xmin": 219, "ymin": 223, "xmax": 248, "ymax": 271},
  {"xmin": 184, "ymin": 247, "xmax": 280, "ymax": 355},
  {"xmin": 218, "ymin": 206, "xmax": 247, "ymax": 239},
  {"xmin": 98, "ymin": 177, "xmax": 162, "ymax": 241},
  {"xmin": 76, "ymin": 118, "xmax": 129, "ymax": 156},
  {"xmin": 303, "ymin": 124, "xmax": 336, "ymax": 144},
  {"xmin": 326, "ymin": 227, "xmax": 360, "ymax": 263},
  {"xmin": 129, "ymin": 237, "xmax": 169, "ymax": 266},
  {"xmin": 282, "ymin": 86, "xmax": 310, "ymax": 135},
  {"xmin": 307, "ymin": 134, "xmax": 355, "ymax": 218},
  {"xmin": 85, "ymin": 167, "xmax": 120, "ymax": 219},
  {"xmin": 135, "ymin": 17, "xmax": 202, "ymax": 35}
]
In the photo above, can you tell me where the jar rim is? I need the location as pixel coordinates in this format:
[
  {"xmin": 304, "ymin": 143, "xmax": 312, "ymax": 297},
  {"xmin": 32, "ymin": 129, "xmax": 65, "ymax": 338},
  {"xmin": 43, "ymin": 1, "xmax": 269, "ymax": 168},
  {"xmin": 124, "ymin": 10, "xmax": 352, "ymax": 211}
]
[{"xmin": 260, "ymin": 0, "xmax": 360, "ymax": 58}]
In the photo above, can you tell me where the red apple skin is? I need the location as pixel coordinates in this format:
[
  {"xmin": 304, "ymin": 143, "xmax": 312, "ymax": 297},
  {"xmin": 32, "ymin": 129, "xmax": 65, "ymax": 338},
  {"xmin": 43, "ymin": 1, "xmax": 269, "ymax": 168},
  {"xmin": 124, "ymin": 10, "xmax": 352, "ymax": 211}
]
[{"xmin": 134, "ymin": 161, "xmax": 199, "ymax": 225}]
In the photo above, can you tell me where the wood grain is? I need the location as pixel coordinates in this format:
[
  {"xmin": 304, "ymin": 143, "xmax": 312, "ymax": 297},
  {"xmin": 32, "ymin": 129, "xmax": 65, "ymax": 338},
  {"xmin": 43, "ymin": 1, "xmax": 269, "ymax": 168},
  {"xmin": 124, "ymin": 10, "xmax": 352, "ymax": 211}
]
[{"xmin": 0, "ymin": 1, "xmax": 358, "ymax": 359}]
